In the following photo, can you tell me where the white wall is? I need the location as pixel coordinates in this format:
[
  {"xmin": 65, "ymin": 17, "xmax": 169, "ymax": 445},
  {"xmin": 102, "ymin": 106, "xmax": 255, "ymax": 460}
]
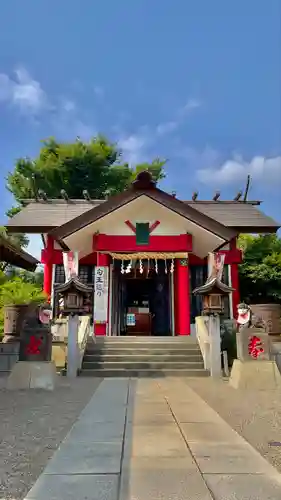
[{"xmin": 64, "ymin": 195, "xmax": 226, "ymax": 258}]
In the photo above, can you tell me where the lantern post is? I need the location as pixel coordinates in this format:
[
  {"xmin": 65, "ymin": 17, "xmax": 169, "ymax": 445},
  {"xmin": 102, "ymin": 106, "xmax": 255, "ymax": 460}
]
[
  {"xmin": 193, "ymin": 253, "xmax": 234, "ymax": 377},
  {"xmin": 53, "ymin": 277, "xmax": 93, "ymax": 378}
]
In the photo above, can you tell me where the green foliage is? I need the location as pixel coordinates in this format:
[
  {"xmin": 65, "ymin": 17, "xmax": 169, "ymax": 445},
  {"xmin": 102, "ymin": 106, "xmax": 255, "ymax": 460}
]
[
  {"xmin": 0, "ymin": 270, "xmax": 7, "ymax": 285},
  {"xmin": 0, "ymin": 277, "xmax": 46, "ymax": 307},
  {"xmin": 0, "ymin": 225, "xmax": 28, "ymax": 250},
  {"xmin": 0, "ymin": 271, "xmax": 45, "ymax": 337},
  {"xmin": 5, "ymin": 136, "xmax": 166, "ymax": 249},
  {"xmin": 6, "ymin": 267, "xmax": 44, "ymax": 287},
  {"xmin": 6, "ymin": 136, "xmax": 166, "ymax": 203},
  {"xmin": 0, "ymin": 226, "xmax": 29, "ymax": 271},
  {"xmin": 238, "ymin": 234, "xmax": 281, "ymax": 303}
]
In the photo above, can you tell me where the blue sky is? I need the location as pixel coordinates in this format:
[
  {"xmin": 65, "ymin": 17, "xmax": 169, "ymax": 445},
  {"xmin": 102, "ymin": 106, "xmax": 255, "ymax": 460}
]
[{"xmin": 0, "ymin": 0, "xmax": 280, "ymax": 259}]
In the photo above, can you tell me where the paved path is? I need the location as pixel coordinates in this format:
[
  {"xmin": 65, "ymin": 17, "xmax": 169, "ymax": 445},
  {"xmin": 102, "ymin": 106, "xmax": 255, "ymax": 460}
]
[{"xmin": 24, "ymin": 378, "xmax": 281, "ymax": 500}]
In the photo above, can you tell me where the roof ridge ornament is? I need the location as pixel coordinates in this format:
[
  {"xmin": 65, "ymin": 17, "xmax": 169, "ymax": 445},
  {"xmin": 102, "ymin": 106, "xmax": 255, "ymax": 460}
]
[{"xmin": 132, "ymin": 170, "xmax": 156, "ymax": 190}]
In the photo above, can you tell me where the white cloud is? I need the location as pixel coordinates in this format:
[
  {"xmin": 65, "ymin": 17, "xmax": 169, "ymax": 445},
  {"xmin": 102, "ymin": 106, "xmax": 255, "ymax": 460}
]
[
  {"xmin": 0, "ymin": 67, "xmax": 96, "ymax": 138},
  {"xmin": 156, "ymin": 97, "xmax": 202, "ymax": 137},
  {"xmin": 197, "ymin": 155, "xmax": 281, "ymax": 186},
  {"xmin": 178, "ymin": 146, "xmax": 221, "ymax": 168},
  {"xmin": 0, "ymin": 74, "xmax": 12, "ymax": 101},
  {"xmin": 54, "ymin": 104, "xmax": 96, "ymax": 140},
  {"xmin": 50, "ymin": 96, "xmax": 96, "ymax": 139},
  {"xmin": 118, "ymin": 98, "xmax": 202, "ymax": 165},
  {"xmin": 119, "ymin": 133, "xmax": 148, "ymax": 165},
  {"xmin": 61, "ymin": 98, "xmax": 76, "ymax": 112},
  {"xmin": 156, "ymin": 120, "xmax": 178, "ymax": 136},
  {"xmin": 180, "ymin": 98, "xmax": 202, "ymax": 115},
  {"xmin": 0, "ymin": 66, "xmax": 49, "ymax": 115}
]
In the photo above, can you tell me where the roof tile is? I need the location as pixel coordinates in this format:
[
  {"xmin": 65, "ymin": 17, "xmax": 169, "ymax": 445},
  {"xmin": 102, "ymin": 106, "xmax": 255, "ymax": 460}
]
[{"xmin": 6, "ymin": 199, "xmax": 279, "ymax": 231}]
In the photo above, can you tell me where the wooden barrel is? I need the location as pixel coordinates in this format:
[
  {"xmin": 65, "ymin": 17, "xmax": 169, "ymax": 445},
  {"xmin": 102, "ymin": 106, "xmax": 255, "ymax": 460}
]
[
  {"xmin": 4, "ymin": 304, "xmax": 30, "ymax": 337},
  {"xmin": 251, "ymin": 304, "xmax": 281, "ymax": 335}
]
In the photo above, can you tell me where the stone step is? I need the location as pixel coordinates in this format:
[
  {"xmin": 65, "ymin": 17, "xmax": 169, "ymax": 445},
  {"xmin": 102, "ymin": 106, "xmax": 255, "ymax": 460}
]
[
  {"xmin": 82, "ymin": 336, "xmax": 207, "ymax": 378},
  {"xmin": 85, "ymin": 347, "xmax": 201, "ymax": 356},
  {"xmin": 92, "ymin": 336, "xmax": 197, "ymax": 343},
  {"xmin": 82, "ymin": 360, "xmax": 205, "ymax": 370},
  {"xmin": 83, "ymin": 353, "xmax": 203, "ymax": 362},
  {"xmin": 80, "ymin": 368, "xmax": 209, "ymax": 377}
]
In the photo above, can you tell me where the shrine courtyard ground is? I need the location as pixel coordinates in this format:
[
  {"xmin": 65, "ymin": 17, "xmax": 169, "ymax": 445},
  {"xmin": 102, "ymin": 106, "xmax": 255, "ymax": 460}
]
[{"xmin": 0, "ymin": 376, "xmax": 281, "ymax": 499}]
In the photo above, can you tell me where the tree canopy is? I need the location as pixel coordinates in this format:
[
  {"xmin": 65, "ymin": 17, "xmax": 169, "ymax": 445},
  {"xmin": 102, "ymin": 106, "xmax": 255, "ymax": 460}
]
[
  {"xmin": 0, "ymin": 226, "xmax": 29, "ymax": 271},
  {"xmin": 6, "ymin": 135, "xmax": 166, "ymax": 250},
  {"xmin": 6, "ymin": 136, "xmax": 166, "ymax": 204},
  {"xmin": 238, "ymin": 233, "xmax": 281, "ymax": 303}
]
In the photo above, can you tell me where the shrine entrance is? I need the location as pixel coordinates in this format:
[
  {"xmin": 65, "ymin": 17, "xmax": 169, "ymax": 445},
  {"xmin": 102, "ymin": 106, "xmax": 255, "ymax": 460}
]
[{"xmin": 110, "ymin": 258, "xmax": 174, "ymax": 336}]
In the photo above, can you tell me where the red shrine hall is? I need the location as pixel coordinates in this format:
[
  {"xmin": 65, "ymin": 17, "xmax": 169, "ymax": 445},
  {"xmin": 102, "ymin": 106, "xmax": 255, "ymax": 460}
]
[{"xmin": 6, "ymin": 171, "xmax": 280, "ymax": 336}]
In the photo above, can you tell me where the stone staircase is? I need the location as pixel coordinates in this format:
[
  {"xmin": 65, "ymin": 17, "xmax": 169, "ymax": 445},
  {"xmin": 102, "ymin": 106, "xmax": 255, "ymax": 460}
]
[{"xmin": 80, "ymin": 336, "xmax": 209, "ymax": 377}]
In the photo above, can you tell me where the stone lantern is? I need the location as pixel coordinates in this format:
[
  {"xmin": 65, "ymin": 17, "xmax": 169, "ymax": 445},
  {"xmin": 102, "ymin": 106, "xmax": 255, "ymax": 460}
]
[
  {"xmin": 53, "ymin": 277, "xmax": 94, "ymax": 318},
  {"xmin": 192, "ymin": 252, "xmax": 235, "ymax": 378},
  {"xmin": 193, "ymin": 277, "xmax": 234, "ymax": 315},
  {"xmin": 53, "ymin": 277, "xmax": 94, "ymax": 379},
  {"xmin": 193, "ymin": 252, "xmax": 234, "ymax": 315}
]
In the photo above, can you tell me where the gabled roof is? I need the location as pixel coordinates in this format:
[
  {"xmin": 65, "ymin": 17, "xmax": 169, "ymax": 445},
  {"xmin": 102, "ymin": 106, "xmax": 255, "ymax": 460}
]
[
  {"xmin": 50, "ymin": 171, "xmax": 236, "ymax": 243},
  {"xmin": 6, "ymin": 199, "xmax": 279, "ymax": 235},
  {"xmin": 53, "ymin": 276, "xmax": 93, "ymax": 294},
  {"xmin": 186, "ymin": 201, "xmax": 279, "ymax": 233},
  {"xmin": 0, "ymin": 236, "xmax": 39, "ymax": 271},
  {"xmin": 5, "ymin": 171, "xmax": 280, "ymax": 234},
  {"xmin": 193, "ymin": 276, "xmax": 234, "ymax": 295}
]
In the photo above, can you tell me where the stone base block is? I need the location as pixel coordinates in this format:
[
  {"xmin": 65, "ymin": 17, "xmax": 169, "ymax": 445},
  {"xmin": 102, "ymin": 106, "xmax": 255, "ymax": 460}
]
[
  {"xmin": 7, "ymin": 361, "xmax": 57, "ymax": 391},
  {"xmin": 52, "ymin": 342, "xmax": 67, "ymax": 370},
  {"xmin": 229, "ymin": 359, "xmax": 281, "ymax": 390}
]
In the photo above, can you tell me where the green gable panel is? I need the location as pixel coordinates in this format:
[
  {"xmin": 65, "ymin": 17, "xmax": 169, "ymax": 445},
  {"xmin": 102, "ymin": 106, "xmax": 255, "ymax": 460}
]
[{"xmin": 136, "ymin": 222, "xmax": 150, "ymax": 245}]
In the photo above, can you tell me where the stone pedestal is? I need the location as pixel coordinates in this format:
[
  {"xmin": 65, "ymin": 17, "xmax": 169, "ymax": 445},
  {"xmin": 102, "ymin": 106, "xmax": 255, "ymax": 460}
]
[
  {"xmin": 229, "ymin": 359, "xmax": 281, "ymax": 390},
  {"xmin": 7, "ymin": 361, "xmax": 57, "ymax": 391},
  {"xmin": 52, "ymin": 342, "xmax": 67, "ymax": 370}
]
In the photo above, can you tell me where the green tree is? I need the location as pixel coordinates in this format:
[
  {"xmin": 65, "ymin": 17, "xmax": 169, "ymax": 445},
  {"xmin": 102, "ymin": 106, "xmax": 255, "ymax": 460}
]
[
  {"xmin": 4, "ymin": 266, "xmax": 44, "ymax": 287},
  {"xmin": 0, "ymin": 226, "xmax": 29, "ymax": 271},
  {"xmin": 6, "ymin": 136, "xmax": 166, "ymax": 248},
  {"xmin": 6, "ymin": 136, "xmax": 165, "ymax": 203},
  {"xmin": 238, "ymin": 234, "xmax": 281, "ymax": 303}
]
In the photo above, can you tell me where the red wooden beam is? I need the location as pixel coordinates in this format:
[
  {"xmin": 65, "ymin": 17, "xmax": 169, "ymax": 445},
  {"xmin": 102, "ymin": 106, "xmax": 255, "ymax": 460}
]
[
  {"xmin": 41, "ymin": 249, "xmax": 97, "ymax": 265},
  {"xmin": 124, "ymin": 220, "xmax": 136, "ymax": 233},
  {"xmin": 93, "ymin": 233, "xmax": 192, "ymax": 253},
  {"xmin": 149, "ymin": 220, "xmax": 160, "ymax": 233},
  {"xmin": 125, "ymin": 220, "xmax": 160, "ymax": 234},
  {"xmin": 188, "ymin": 248, "xmax": 242, "ymax": 265}
]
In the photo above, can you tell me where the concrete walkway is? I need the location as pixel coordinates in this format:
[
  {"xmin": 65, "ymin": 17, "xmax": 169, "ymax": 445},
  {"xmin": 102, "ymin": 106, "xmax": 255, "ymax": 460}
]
[{"xmin": 25, "ymin": 378, "xmax": 281, "ymax": 500}]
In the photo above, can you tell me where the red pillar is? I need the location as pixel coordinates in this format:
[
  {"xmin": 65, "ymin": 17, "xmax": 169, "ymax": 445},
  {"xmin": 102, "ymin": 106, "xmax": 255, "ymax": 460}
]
[
  {"xmin": 230, "ymin": 264, "xmax": 240, "ymax": 319},
  {"xmin": 94, "ymin": 253, "xmax": 110, "ymax": 336},
  {"xmin": 230, "ymin": 238, "xmax": 240, "ymax": 319},
  {"xmin": 43, "ymin": 235, "xmax": 54, "ymax": 302},
  {"xmin": 175, "ymin": 258, "xmax": 190, "ymax": 335}
]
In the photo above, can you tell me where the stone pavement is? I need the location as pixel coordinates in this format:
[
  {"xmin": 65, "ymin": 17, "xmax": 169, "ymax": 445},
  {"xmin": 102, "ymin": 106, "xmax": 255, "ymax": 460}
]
[{"xmin": 24, "ymin": 378, "xmax": 281, "ymax": 500}]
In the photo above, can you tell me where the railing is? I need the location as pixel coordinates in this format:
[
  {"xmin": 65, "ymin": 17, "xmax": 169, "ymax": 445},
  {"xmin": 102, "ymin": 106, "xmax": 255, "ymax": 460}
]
[
  {"xmin": 77, "ymin": 315, "xmax": 92, "ymax": 371},
  {"xmin": 195, "ymin": 316, "xmax": 210, "ymax": 370},
  {"xmin": 195, "ymin": 315, "xmax": 222, "ymax": 377},
  {"xmin": 52, "ymin": 315, "xmax": 93, "ymax": 376},
  {"xmin": 51, "ymin": 318, "xmax": 68, "ymax": 341}
]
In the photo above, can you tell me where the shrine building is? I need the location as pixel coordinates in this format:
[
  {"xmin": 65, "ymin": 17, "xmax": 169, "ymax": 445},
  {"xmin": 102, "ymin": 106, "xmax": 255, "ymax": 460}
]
[{"xmin": 6, "ymin": 171, "xmax": 280, "ymax": 336}]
